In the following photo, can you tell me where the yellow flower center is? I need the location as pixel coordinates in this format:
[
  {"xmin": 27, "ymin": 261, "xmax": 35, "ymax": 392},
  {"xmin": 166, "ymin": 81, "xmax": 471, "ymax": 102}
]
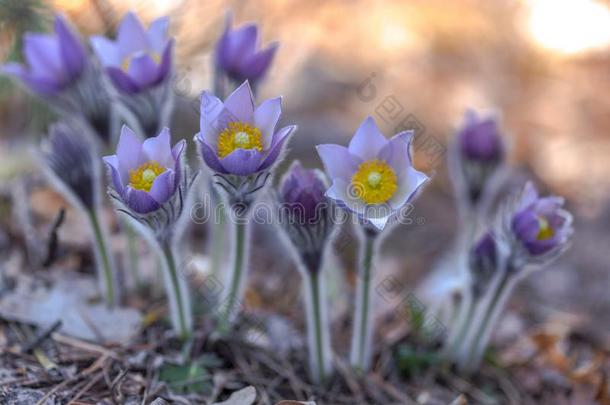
[
  {"xmin": 129, "ymin": 161, "xmax": 165, "ymax": 192},
  {"xmin": 351, "ymin": 159, "xmax": 398, "ymax": 204},
  {"xmin": 121, "ymin": 51, "xmax": 161, "ymax": 71},
  {"xmin": 536, "ymin": 216, "xmax": 554, "ymax": 240},
  {"xmin": 217, "ymin": 122, "xmax": 263, "ymax": 159}
]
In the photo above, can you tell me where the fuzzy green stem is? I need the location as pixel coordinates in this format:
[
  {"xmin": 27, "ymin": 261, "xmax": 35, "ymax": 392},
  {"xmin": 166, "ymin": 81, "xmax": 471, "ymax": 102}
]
[
  {"xmin": 124, "ymin": 223, "xmax": 141, "ymax": 287},
  {"xmin": 87, "ymin": 209, "xmax": 116, "ymax": 307},
  {"xmin": 209, "ymin": 188, "xmax": 226, "ymax": 277},
  {"xmin": 161, "ymin": 242, "xmax": 190, "ymax": 340},
  {"xmin": 444, "ymin": 291, "xmax": 475, "ymax": 360},
  {"xmin": 351, "ymin": 232, "xmax": 376, "ymax": 372},
  {"xmin": 308, "ymin": 271, "xmax": 326, "ymax": 383},
  {"xmin": 464, "ymin": 271, "xmax": 511, "ymax": 370},
  {"xmin": 218, "ymin": 219, "xmax": 248, "ymax": 333}
]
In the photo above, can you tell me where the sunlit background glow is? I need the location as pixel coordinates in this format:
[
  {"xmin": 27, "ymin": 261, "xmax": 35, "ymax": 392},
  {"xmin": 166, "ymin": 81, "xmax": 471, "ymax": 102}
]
[{"xmin": 526, "ymin": 0, "xmax": 610, "ymax": 55}]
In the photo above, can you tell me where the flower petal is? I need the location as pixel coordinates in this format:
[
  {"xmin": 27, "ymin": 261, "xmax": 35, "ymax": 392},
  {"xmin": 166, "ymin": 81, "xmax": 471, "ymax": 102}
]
[
  {"xmin": 127, "ymin": 52, "xmax": 161, "ymax": 89},
  {"xmin": 148, "ymin": 169, "xmax": 175, "ymax": 204},
  {"xmin": 2, "ymin": 63, "xmax": 61, "ymax": 95},
  {"xmin": 316, "ymin": 144, "xmax": 361, "ymax": 182},
  {"xmin": 239, "ymin": 43, "xmax": 277, "ymax": 81},
  {"xmin": 258, "ymin": 124, "xmax": 296, "ymax": 171},
  {"xmin": 90, "ymin": 36, "xmax": 121, "ymax": 66},
  {"xmin": 388, "ymin": 166, "xmax": 429, "ymax": 210},
  {"xmin": 220, "ymin": 148, "xmax": 262, "ymax": 175},
  {"xmin": 147, "ymin": 16, "xmax": 169, "ymax": 53},
  {"xmin": 156, "ymin": 40, "xmax": 173, "ymax": 83},
  {"xmin": 55, "ymin": 16, "xmax": 86, "ymax": 79},
  {"xmin": 106, "ymin": 66, "xmax": 139, "ymax": 93},
  {"xmin": 142, "ymin": 127, "xmax": 173, "ymax": 166},
  {"xmin": 102, "ymin": 155, "xmax": 124, "ymax": 194},
  {"xmin": 254, "ymin": 96, "xmax": 282, "ymax": 148},
  {"xmin": 348, "ymin": 116, "xmax": 388, "ymax": 160},
  {"xmin": 199, "ymin": 91, "xmax": 225, "ymax": 146},
  {"xmin": 23, "ymin": 34, "xmax": 64, "ymax": 80},
  {"xmin": 379, "ymin": 131, "xmax": 414, "ymax": 181},
  {"xmin": 224, "ymin": 80, "xmax": 255, "ymax": 124},
  {"xmin": 116, "ymin": 125, "xmax": 143, "ymax": 181},
  {"xmin": 117, "ymin": 12, "xmax": 149, "ymax": 57},
  {"xmin": 194, "ymin": 133, "xmax": 226, "ymax": 173},
  {"xmin": 124, "ymin": 186, "xmax": 160, "ymax": 214}
]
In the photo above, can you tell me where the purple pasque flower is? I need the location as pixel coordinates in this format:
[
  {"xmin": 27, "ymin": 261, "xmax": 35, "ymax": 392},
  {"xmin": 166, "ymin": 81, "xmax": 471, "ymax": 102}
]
[
  {"xmin": 458, "ymin": 111, "xmax": 504, "ymax": 163},
  {"xmin": 104, "ymin": 125, "xmax": 186, "ymax": 217},
  {"xmin": 3, "ymin": 15, "xmax": 87, "ymax": 96},
  {"xmin": 278, "ymin": 161, "xmax": 333, "ymax": 273},
  {"xmin": 469, "ymin": 232, "xmax": 500, "ymax": 297},
  {"xmin": 509, "ymin": 182, "xmax": 573, "ymax": 259},
  {"xmin": 279, "ymin": 161, "xmax": 328, "ymax": 224},
  {"xmin": 316, "ymin": 117, "xmax": 429, "ymax": 231},
  {"xmin": 91, "ymin": 12, "xmax": 172, "ymax": 95},
  {"xmin": 195, "ymin": 81, "xmax": 296, "ymax": 180},
  {"xmin": 215, "ymin": 14, "xmax": 278, "ymax": 85},
  {"xmin": 451, "ymin": 110, "xmax": 506, "ymax": 207}
]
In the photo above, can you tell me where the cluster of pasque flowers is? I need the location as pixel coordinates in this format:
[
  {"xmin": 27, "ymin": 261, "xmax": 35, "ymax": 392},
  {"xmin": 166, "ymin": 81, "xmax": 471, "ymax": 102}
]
[
  {"xmin": 3, "ymin": 10, "xmax": 575, "ymax": 384},
  {"xmin": 440, "ymin": 111, "xmax": 574, "ymax": 373}
]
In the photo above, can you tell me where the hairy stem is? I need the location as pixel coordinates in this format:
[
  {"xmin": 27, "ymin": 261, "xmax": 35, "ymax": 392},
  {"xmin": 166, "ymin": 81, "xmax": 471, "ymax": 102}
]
[
  {"xmin": 87, "ymin": 208, "xmax": 117, "ymax": 307},
  {"xmin": 462, "ymin": 271, "xmax": 512, "ymax": 372},
  {"xmin": 218, "ymin": 219, "xmax": 249, "ymax": 332},
  {"xmin": 306, "ymin": 270, "xmax": 329, "ymax": 383},
  {"xmin": 350, "ymin": 231, "xmax": 376, "ymax": 372},
  {"xmin": 161, "ymin": 242, "xmax": 191, "ymax": 340}
]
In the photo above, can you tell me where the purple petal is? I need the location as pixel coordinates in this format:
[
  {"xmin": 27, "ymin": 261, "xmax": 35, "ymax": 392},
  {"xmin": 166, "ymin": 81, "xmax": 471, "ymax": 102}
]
[
  {"xmin": 106, "ymin": 66, "xmax": 139, "ymax": 93},
  {"xmin": 124, "ymin": 187, "xmax": 160, "ymax": 214},
  {"xmin": 518, "ymin": 182, "xmax": 539, "ymax": 210},
  {"xmin": 172, "ymin": 139, "xmax": 186, "ymax": 161},
  {"xmin": 194, "ymin": 133, "xmax": 226, "ymax": 173},
  {"xmin": 23, "ymin": 34, "xmax": 64, "ymax": 80},
  {"xmin": 156, "ymin": 40, "xmax": 173, "ymax": 83},
  {"xmin": 171, "ymin": 140, "xmax": 186, "ymax": 187},
  {"xmin": 142, "ymin": 127, "xmax": 173, "ymax": 166},
  {"xmin": 55, "ymin": 16, "xmax": 86, "ymax": 79},
  {"xmin": 224, "ymin": 81, "xmax": 255, "ymax": 124},
  {"xmin": 220, "ymin": 149, "xmax": 262, "ymax": 175},
  {"xmin": 117, "ymin": 12, "xmax": 149, "ymax": 57},
  {"xmin": 388, "ymin": 167, "xmax": 429, "ymax": 210},
  {"xmin": 348, "ymin": 116, "xmax": 388, "ymax": 160},
  {"xmin": 103, "ymin": 155, "xmax": 125, "ymax": 194},
  {"xmin": 3, "ymin": 63, "xmax": 61, "ymax": 95},
  {"xmin": 116, "ymin": 126, "xmax": 143, "ymax": 181},
  {"xmin": 148, "ymin": 169, "xmax": 175, "ymax": 204},
  {"xmin": 199, "ymin": 91, "xmax": 224, "ymax": 146},
  {"xmin": 379, "ymin": 131, "xmax": 414, "ymax": 182},
  {"xmin": 90, "ymin": 36, "xmax": 121, "ymax": 66},
  {"xmin": 240, "ymin": 43, "xmax": 277, "ymax": 81},
  {"xmin": 147, "ymin": 16, "xmax": 169, "ymax": 53},
  {"xmin": 127, "ymin": 52, "xmax": 160, "ymax": 89},
  {"xmin": 316, "ymin": 144, "xmax": 361, "ymax": 182},
  {"xmin": 218, "ymin": 23, "xmax": 258, "ymax": 70},
  {"xmin": 254, "ymin": 96, "xmax": 282, "ymax": 148},
  {"xmin": 258, "ymin": 125, "xmax": 296, "ymax": 171}
]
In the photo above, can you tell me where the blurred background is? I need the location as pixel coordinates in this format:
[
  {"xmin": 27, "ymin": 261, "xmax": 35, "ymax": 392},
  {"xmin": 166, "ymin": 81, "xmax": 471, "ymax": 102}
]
[{"xmin": 1, "ymin": 0, "xmax": 609, "ymax": 336}]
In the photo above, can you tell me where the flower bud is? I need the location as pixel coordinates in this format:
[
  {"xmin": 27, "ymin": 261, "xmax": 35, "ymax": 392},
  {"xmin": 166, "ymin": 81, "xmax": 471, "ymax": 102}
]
[{"xmin": 41, "ymin": 121, "xmax": 99, "ymax": 210}]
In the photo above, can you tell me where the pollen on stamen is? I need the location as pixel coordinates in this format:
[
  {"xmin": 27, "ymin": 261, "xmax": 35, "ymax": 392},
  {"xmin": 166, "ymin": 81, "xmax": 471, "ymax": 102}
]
[
  {"xmin": 217, "ymin": 122, "xmax": 263, "ymax": 158},
  {"xmin": 351, "ymin": 160, "xmax": 398, "ymax": 205},
  {"xmin": 121, "ymin": 51, "xmax": 162, "ymax": 71},
  {"xmin": 129, "ymin": 161, "xmax": 166, "ymax": 192},
  {"xmin": 536, "ymin": 216, "xmax": 555, "ymax": 240}
]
